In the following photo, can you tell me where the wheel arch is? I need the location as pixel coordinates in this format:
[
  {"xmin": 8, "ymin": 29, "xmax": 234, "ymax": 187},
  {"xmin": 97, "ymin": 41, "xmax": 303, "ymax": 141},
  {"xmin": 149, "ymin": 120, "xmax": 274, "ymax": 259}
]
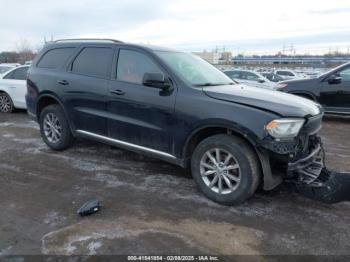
[
  {"xmin": 182, "ymin": 123, "xmax": 282, "ymax": 191},
  {"xmin": 36, "ymin": 93, "xmax": 75, "ymax": 133},
  {"xmin": 182, "ymin": 123, "xmax": 259, "ymax": 163}
]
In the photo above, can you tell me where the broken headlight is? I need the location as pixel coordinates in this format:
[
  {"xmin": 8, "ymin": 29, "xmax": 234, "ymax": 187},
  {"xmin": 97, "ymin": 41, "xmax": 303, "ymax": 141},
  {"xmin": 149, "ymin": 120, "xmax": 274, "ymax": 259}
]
[{"xmin": 266, "ymin": 118, "xmax": 305, "ymax": 139}]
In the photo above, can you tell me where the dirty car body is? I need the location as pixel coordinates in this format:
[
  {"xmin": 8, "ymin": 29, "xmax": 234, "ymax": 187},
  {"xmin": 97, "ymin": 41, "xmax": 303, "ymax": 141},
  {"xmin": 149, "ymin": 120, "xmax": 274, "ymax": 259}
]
[{"xmin": 26, "ymin": 39, "xmax": 324, "ymax": 205}]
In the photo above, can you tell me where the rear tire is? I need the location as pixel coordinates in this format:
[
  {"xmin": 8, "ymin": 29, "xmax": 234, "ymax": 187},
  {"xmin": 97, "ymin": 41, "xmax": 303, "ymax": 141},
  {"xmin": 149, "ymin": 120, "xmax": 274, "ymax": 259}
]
[
  {"xmin": 39, "ymin": 104, "xmax": 73, "ymax": 150},
  {"xmin": 0, "ymin": 92, "xmax": 14, "ymax": 113},
  {"xmin": 191, "ymin": 134, "xmax": 260, "ymax": 205}
]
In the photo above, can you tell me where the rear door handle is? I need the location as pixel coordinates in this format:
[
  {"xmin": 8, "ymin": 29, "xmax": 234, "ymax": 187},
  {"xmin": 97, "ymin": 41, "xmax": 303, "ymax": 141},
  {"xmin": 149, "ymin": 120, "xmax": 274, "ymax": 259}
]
[
  {"xmin": 110, "ymin": 89, "xmax": 125, "ymax": 96},
  {"xmin": 57, "ymin": 80, "xmax": 69, "ymax": 85}
]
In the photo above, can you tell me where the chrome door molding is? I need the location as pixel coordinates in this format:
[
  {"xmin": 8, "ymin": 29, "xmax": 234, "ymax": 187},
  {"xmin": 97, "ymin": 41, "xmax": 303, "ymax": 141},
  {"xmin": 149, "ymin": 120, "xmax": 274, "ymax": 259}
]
[{"xmin": 76, "ymin": 129, "xmax": 177, "ymax": 161}]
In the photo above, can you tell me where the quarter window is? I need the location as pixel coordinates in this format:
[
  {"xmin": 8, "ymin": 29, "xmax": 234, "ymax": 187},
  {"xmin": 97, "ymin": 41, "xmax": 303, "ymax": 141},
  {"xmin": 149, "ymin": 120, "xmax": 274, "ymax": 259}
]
[
  {"xmin": 37, "ymin": 48, "xmax": 75, "ymax": 69},
  {"xmin": 117, "ymin": 49, "xmax": 162, "ymax": 85},
  {"xmin": 71, "ymin": 47, "xmax": 114, "ymax": 78}
]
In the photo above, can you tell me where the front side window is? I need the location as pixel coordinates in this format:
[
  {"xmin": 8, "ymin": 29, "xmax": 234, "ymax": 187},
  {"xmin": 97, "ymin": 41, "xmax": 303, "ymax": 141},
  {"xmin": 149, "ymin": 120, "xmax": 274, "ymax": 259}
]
[
  {"xmin": 37, "ymin": 48, "xmax": 75, "ymax": 69},
  {"xmin": 71, "ymin": 47, "xmax": 114, "ymax": 78},
  {"xmin": 156, "ymin": 51, "xmax": 233, "ymax": 86},
  {"xmin": 339, "ymin": 67, "xmax": 350, "ymax": 82},
  {"xmin": 117, "ymin": 49, "xmax": 162, "ymax": 85}
]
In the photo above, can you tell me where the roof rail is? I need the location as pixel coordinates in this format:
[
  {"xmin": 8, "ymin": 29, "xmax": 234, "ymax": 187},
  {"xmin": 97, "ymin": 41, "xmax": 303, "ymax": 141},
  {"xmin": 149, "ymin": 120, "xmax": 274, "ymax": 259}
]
[{"xmin": 54, "ymin": 38, "xmax": 123, "ymax": 44}]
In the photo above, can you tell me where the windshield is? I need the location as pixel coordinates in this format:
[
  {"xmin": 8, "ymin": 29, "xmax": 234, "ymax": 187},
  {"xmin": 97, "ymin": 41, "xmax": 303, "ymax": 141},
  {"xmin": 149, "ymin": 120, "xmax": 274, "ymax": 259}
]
[
  {"xmin": 155, "ymin": 51, "xmax": 234, "ymax": 86},
  {"xmin": 0, "ymin": 66, "xmax": 12, "ymax": 74}
]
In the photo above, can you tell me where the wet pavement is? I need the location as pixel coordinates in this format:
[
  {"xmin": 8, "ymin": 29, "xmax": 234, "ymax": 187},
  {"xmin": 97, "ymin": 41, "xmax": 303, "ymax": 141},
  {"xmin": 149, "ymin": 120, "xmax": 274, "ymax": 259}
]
[{"xmin": 0, "ymin": 112, "xmax": 350, "ymax": 256}]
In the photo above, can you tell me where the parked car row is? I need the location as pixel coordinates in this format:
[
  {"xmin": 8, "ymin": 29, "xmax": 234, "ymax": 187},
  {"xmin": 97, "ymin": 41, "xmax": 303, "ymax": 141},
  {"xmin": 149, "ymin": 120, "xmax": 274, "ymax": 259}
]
[{"xmin": 221, "ymin": 68, "xmax": 310, "ymax": 90}]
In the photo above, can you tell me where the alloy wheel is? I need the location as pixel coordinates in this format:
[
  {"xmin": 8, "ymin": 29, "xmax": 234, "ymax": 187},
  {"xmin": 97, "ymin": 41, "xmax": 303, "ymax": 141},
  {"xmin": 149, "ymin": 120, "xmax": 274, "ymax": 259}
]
[
  {"xmin": 200, "ymin": 148, "xmax": 241, "ymax": 194},
  {"xmin": 0, "ymin": 94, "xmax": 12, "ymax": 113},
  {"xmin": 43, "ymin": 113, "xmax": 62, "ymax": 143}
]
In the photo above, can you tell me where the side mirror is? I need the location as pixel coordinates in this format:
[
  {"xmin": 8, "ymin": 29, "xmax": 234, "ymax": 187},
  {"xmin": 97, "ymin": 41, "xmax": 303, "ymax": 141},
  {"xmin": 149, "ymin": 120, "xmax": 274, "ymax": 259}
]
[
  {"xmin": 143, "ymin": 72, "xmax": 170, "ymax": 90},
  {"xmin": 258, "ymin": 79, "xmax": 265, "ymax": 83},
  {"xmin": 328, "ymin": 74, "xmax": 342, "ymax": 85}
]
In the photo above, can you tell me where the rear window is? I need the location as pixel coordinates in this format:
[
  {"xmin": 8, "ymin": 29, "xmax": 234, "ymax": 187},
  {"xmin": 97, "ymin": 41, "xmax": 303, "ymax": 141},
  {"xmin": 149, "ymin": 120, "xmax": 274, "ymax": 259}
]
[
  {"xmin": 37, "ymin": 48, "xmax": 75, "ymax": 69},
  {"xmin": 71, "ymin": 47, "xmax": 114, "ymax": 78}
]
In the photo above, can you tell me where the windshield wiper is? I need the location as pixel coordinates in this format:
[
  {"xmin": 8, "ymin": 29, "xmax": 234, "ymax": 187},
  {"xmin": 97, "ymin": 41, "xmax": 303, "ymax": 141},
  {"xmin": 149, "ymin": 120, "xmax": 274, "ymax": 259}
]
[{"xmin": 193, "ymin": 82, "xmax": 234, "ymax": 87}]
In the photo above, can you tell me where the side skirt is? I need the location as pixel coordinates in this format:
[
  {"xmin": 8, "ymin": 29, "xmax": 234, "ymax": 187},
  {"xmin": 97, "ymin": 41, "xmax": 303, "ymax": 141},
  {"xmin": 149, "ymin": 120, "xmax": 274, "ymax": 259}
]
[{"xmin": 76, "ymin": 130, "xmax": 185, "ymax": 167}]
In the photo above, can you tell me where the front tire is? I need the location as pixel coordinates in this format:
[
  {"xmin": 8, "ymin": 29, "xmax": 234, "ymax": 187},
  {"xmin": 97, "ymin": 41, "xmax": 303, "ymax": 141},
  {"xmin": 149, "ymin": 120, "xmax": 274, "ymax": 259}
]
[
  {"xmin": 39, "ymin": 104, "xmax": 73, "ymax": 150},
  {"xmin": 191, "ymin": 134, "xmax": 260, "ymax": 205},
  {"xmin": 0, "ymin": 92, "xmax": 14, "ymax": 113}
]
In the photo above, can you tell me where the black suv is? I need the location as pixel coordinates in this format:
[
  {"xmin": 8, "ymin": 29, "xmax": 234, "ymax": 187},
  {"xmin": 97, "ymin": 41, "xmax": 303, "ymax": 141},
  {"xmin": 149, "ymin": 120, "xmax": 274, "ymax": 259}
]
[
  {"xmin": 26, "ymin": 39, "xmax": 324, "ymax": 205},
  {"xmin": 277, "ymin": 62, "xmax": 350, "ymax": 116}
]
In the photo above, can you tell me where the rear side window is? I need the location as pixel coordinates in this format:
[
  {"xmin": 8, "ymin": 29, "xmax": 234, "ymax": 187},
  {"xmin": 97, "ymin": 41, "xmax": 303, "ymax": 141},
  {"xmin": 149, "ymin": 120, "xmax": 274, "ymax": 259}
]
[
  {"xmin": 71, "ymin": 47, "xmax": 114, "ymax": 78},
  {"xmin": 37, "ymin": 48, "xmax": 75, "ymax": 69},
  {"xmin": 4, "ymin": 67, "xmax": 29, "ymax": 80}
]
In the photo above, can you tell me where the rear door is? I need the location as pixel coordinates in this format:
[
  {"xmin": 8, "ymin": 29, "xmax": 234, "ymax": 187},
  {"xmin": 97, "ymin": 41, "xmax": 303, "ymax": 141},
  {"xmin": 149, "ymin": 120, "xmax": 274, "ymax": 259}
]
[
  {"xmin": 107, "ymin": 48, "xmax": 177, "ymax": 153},
  {"xmin": 1, "ymin": 66, "xmax": 28, "ymax": 108},
  {"xmin": 62, "ymin": 45, "xmax": 115, "ymax": 136},
  {"xmin": 320, "ymin": 66, "xmax": 350, "ymax": 113}
]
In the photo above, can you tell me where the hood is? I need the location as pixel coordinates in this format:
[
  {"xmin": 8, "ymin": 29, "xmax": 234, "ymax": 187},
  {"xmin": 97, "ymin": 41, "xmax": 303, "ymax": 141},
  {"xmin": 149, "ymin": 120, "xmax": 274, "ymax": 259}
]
[{"xmin": 203, "ymin": 84, "xmax": 322, "ymax": 117}]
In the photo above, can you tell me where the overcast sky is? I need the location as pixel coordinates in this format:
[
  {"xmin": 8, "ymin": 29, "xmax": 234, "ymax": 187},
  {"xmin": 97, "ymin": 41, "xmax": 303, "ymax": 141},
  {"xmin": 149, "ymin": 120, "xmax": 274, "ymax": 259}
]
[{"xmin": 1, "ymin": 0, "xmax": 350, "ymax": 54}]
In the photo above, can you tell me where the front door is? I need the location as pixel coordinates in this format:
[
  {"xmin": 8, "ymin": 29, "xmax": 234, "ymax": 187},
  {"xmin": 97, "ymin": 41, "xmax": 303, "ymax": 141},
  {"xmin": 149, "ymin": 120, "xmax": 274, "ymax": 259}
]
[
  {"xmin": 320, "ymin": 66, "xmax": 350, "ymax": 113},
  {"xmin": 108, "ymin": 48, "xmax": 177, "ymax": 154}
]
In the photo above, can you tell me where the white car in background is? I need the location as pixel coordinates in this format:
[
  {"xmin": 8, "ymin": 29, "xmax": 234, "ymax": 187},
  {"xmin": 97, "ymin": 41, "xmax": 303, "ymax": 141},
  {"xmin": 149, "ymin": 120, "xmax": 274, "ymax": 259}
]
[
  {"xmin": 274, "ymin": 69, "xmax": 306, "ymax": 80},
  {"xmin": 223, "ymin": 69, "xmax": 276, "ymax": 90},
  {"xmin": 0, "ymin": 64, "xmax": 17, "ymax": 75},
  {"xmin": 0, "ymin": 65, "xmax": 29, "ymax": 113}
]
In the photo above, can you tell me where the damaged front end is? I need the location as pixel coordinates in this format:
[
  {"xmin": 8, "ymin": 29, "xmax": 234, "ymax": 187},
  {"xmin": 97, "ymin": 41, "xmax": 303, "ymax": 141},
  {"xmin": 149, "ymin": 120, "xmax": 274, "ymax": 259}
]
[{"xmin": 258, "ymin": 113, "xmax": 350, "ymax": 203}]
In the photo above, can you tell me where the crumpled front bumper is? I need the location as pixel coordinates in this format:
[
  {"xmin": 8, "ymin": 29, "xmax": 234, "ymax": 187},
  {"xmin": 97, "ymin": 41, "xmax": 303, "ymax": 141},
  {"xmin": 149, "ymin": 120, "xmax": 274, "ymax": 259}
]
[
  {"xmin": 258, "ymin": 134, "xmax": 324, "ymax": 190},
  {"xmin": 287, "ymin": 142, "xmax": 325, "ymax": 187}
]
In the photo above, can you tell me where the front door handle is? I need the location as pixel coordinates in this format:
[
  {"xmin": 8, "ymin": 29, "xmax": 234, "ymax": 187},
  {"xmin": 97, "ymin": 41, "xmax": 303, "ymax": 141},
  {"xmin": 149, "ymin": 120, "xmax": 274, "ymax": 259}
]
[
  {"xmin": 110, "ymin": 89, "xmax": 125, "ymax": 96},
  {"xmin": 57, "ymin": 80, "xmax": 69, "ymax": 85}
]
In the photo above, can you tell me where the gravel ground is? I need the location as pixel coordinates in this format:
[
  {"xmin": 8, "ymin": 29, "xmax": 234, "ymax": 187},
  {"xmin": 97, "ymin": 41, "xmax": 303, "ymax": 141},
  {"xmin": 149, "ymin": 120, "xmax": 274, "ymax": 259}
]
[{"xmin": 0, "ymin": 111, "xmax": 350, "ymax": 256}]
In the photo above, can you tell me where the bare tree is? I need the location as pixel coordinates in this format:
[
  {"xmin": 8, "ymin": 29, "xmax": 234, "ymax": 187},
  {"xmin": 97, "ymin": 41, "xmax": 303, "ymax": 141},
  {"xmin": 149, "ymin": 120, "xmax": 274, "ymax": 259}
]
[{"xmin": 15, "ymin": 38, "xmax": 36, "ymax": 64}]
